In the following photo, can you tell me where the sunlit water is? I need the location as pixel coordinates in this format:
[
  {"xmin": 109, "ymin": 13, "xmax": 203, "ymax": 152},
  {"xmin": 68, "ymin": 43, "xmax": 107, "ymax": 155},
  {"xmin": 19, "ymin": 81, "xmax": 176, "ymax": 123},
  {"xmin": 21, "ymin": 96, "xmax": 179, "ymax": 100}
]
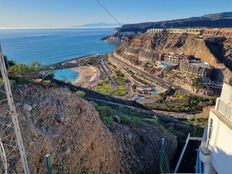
[{"xmin": 0, "ymin": 28, "xmax": 116, "ymax": 81}]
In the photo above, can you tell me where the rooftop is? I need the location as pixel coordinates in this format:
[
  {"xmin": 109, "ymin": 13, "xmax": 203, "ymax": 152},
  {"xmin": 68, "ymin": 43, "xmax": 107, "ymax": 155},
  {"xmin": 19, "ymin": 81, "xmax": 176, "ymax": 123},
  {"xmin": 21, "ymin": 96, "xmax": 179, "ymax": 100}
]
[{"xmin": 189, "ymin": 62, "xmax": 211, "ymax": 69}]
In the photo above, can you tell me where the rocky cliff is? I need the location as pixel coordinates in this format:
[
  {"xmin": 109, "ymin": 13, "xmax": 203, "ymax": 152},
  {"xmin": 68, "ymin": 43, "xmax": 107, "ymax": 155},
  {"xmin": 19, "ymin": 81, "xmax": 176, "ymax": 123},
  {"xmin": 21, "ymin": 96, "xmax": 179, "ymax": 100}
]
[
  {"xmin": 0, "ymin": 84, "xmax": 177, "ymax": 173},
  {"xmin": 115, "ymin": 31, "xmax": 232, "ymax": 83}
]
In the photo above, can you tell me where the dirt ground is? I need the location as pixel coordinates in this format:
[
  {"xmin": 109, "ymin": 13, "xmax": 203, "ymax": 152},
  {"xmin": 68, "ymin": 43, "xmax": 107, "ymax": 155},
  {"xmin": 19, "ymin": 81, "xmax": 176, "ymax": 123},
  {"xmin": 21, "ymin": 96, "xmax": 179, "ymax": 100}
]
[{"xmin": 0, "ymin": 84, "xmax": 177, "ymax": 174}]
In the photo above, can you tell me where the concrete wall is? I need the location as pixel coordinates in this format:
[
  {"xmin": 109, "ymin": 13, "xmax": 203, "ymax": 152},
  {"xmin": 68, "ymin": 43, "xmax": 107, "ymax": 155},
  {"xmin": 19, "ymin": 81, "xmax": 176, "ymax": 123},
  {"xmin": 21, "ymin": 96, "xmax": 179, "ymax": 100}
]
[
  {"xmin": 207, "ymin": 111, "xmax": 232, "ymax": 174},
  {"xmin": 220, "ymin": 83, "xmax": 232, "ymax": 104},
  {"xmin": 205, "ymin": 83, "xmax": 232, "ymax": 174}
]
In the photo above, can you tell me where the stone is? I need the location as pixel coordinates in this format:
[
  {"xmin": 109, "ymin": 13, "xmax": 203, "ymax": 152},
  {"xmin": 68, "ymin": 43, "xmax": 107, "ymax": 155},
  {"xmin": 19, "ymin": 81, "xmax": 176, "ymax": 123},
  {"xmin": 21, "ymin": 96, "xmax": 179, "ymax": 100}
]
[
  {"xmin": 64, "ymin": 147, "xmax": 71, "ymax": 155},
  {"xmin": 23, "ymin": 103, "xmax": 33, "ymax": 112},
  {"xmin": 112, "ymin": 115, "xmax": 121, "ymax": 123},
  {"xmin": 54, "ymin": 114, "xmax": 65, "ymax": 123}
]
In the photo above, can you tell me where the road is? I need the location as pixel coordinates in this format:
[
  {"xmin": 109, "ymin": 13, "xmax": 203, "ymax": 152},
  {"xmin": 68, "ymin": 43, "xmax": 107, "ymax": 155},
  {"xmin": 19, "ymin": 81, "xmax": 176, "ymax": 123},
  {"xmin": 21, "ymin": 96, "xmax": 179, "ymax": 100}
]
[
  {"xmin": 110, "ymin": 54, "xmax": 170, "ymax": 89},
  {"xmin": 98, "ymin": 58, "xmax": 118, "ymax": 89},
  {"xmin": 46, "ymin": 54, "xmax": 101, "ymax": 70}
]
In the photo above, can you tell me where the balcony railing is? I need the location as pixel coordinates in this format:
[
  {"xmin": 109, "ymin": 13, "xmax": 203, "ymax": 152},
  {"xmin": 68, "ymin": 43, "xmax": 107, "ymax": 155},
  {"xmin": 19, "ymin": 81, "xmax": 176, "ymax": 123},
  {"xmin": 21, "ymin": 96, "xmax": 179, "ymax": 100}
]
[{"xmin": 216, "ymin": 98, "xmax": 232, "ymax": 122}]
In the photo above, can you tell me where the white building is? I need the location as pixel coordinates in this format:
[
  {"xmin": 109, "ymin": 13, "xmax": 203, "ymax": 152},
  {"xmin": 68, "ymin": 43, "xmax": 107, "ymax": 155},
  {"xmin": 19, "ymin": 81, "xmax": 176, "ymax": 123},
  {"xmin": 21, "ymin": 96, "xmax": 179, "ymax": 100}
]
[
  {"xmin": 196, "ymin": 83, "xmax": 232, "ymax": 174},
  {"xmin": 147, "ymin": 28, "xmax": 205, "ymax": 35}
]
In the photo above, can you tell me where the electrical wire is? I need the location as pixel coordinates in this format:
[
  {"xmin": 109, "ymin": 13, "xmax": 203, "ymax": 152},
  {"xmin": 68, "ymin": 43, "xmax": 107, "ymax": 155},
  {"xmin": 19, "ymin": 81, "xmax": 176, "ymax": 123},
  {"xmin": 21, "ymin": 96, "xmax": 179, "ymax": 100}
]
[{"xmin": 95, "ymin": 0, "xmax": 122, "ymax": 26}]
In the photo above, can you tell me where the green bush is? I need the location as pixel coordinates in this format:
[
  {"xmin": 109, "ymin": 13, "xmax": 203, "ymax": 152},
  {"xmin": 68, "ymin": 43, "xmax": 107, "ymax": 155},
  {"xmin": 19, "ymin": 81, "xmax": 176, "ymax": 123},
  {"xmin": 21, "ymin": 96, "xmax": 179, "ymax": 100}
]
[
  {"xmin": 76, "ymin": 90, "xmax": 86, "ymax": 98},
  {"xmin": 94, "ymin": 104, "xmax": 116, "ymax": 129},
  {"xmin": 9, "ymin": 64, "xmax": 30, "ymax": 76},
  {"xmin": 42, "ymin": 80, "xmax": 52, "ymax": 86},
  {"xmin": 101, "ymin": 116, "xmax": 116, "ymax": 129},
  {"xmin": 94, "ymin": 79, "xmax": 113, "ymax": 94},
  {"xmin": 149, "ymin": 89, "xmax": 216, "ymax": 112},
  {"xmin": 7, "ymin": 59, "xmax": 16, "ymax": 67},
  {"xmin": 114, "ymin": 70, "xmax": 124, "ymax": 77},
  {"xmin": 120, "ymin": 114, "xmax": 142, "ymax": 125},
  {"xmin": 9, "ymin": 61, "xmax": 43, "ymax": 77},
  {"xmin": 95, "ymin": 105, "xmax": 114, "ymax": 118},
  {"xmin": 192, "ymin": 77, "xmax": 206, "ymax": 89},
  {"xmin": 111, "ymin": 70, "xmax": 128, "ymax": 97},
  {"xmin": 94, "ymin": 102, "xmax": 153, "ymax": 129},
  {"xmin": 112, "ymin": 89, "xmax": 127, "ymax": 96}
]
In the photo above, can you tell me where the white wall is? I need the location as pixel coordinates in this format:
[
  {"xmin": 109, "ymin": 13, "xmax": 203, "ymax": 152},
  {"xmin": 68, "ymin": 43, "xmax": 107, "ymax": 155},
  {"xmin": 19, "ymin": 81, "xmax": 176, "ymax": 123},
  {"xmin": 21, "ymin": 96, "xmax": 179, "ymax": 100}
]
[
  {"xmin": 208, "ymin": 111, "xmax": 232, "ymax": 174},
  {"xmin": 220, "ymin": 83, "xmax": 232, "ymax": 105}
]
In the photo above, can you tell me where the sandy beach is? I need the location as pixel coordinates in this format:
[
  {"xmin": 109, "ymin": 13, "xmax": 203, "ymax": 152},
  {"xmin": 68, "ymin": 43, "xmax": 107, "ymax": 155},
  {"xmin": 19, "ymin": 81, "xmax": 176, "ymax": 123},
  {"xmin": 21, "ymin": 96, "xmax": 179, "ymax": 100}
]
[{"xmin": 74, "ymin": 66, "xmax": 100, "ymax": 88}]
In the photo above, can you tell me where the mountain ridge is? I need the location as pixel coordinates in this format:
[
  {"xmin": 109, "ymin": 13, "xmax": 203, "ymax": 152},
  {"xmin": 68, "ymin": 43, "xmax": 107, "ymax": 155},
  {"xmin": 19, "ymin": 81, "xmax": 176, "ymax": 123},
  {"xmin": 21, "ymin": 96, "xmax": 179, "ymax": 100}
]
[
  {"xmin": 74, "ymin": 22, "xmax": 120, "ymax": 28},
  {"xmin": 116, "ymin": 12, "xmax": 232, "ymax": 33}
]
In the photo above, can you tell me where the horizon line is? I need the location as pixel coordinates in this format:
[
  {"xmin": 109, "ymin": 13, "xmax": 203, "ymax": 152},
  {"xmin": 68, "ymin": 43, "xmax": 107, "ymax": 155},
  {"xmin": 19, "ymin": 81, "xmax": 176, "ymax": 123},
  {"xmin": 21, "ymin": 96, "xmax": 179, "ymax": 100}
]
[{"xmin": 0, "ymin": 26, "xmax": 120, "ymax": 30}]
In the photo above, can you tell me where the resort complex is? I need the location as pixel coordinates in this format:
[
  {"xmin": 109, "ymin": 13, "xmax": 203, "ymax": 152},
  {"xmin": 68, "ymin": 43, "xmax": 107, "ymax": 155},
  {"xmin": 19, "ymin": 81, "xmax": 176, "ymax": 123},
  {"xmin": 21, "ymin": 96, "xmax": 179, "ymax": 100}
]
[
  {"xmin": 1, "ymin": 24, "xmax": 232, "ymax": 173},
  {"xmin": 158, "ymin": 52, "xmax": 212, "ymax": 77}
]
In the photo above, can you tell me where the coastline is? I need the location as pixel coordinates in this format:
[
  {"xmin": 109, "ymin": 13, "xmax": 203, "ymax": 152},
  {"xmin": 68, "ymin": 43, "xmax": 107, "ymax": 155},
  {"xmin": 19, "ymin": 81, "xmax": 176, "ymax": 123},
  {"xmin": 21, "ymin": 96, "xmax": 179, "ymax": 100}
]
[{"xmin": 73, "ymin": 66, "xmax": 100, "ymax": 88}]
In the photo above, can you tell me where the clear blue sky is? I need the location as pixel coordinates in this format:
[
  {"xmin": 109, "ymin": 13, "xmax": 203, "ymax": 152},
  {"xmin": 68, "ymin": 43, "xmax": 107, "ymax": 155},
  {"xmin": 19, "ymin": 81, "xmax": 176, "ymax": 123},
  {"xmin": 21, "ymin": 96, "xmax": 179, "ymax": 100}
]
[{"xmin": 0, "ymin": 0, "xmax": 231, "ymax": 28}]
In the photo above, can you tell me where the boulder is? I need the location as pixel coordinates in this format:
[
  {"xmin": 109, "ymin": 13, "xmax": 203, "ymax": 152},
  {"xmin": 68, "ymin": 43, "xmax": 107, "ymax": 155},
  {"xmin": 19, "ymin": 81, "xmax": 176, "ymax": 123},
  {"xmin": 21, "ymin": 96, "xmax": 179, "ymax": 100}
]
[
  {"xmin": 112, "ymin": 115, "xmax": 121, "ymax": 123},
  {"xmin": 23, "ymin": 103, "xmax": 33, "ymax": 112}
]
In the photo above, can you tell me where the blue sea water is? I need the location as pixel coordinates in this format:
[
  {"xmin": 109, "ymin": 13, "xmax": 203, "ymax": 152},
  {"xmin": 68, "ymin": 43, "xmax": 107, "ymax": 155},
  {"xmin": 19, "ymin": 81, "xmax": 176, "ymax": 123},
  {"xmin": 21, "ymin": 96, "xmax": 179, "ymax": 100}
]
[
  {"xmin": 0, "ymin": 28, "xmax": 115, "ymax": 64},
  {"xmin": 0, "ymin": 28, "xmax": 116, "ymax": 81}
]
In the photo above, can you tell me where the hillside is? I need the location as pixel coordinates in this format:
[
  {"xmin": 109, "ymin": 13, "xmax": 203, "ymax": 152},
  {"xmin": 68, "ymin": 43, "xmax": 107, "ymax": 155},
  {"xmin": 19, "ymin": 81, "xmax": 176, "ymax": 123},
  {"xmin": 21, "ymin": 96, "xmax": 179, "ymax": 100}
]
[
  {"xmin": 116, "ymin": 12, "xmax": 232, "ymax": 34},
  {"xmin": 115, "ymin": 30, "xmax": 232, "ymax": 83},
  {"xmin": 0, "ymin": 83, "xmax": 177, "ymax": 173}
]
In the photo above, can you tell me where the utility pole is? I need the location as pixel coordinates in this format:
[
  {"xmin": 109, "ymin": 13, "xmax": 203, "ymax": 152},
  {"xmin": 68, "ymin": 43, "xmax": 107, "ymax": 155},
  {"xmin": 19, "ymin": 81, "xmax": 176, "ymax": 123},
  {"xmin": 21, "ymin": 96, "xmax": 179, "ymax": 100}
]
[{"xmin": 0, "ymin": 45, "xmax": 30, "ymax": 174}]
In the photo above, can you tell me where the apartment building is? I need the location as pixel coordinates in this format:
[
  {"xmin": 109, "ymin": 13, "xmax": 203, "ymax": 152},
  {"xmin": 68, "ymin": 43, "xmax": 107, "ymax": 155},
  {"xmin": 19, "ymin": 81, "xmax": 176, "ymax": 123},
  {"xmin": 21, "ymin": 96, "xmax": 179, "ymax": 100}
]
[{"xmin": 196, "ymin": 83, "xmax": 232, "ymax": 174}]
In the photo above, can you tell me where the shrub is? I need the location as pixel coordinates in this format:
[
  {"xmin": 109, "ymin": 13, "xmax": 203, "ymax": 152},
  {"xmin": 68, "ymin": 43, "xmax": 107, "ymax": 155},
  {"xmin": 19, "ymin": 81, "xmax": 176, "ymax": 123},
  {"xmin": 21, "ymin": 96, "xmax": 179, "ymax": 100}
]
[
  {"xmin": 114, "ymin": 70, "xmax": 124, "ymax": 77},
  {"xmin": 101, "ymin": 116, "xmax": 116, "ymax": 129},
  {"xmin": 95, "ymin": 105, "xmax": 114, "ymax": 118},
  {"xmin": 112, "ymin": 89, "xmax": 127, "ymax": 96},
  {"xmin": 9, "ymin": 61, "xmax": 44, "ymax": 77},
  {"xmin": 94, "ymin": 79, "xmax": 112, "ymax": 94},
  {"xmin": 192, "ymin": 77, "xmax": 206, "ymax": 89},
  {"xmin": 120, "ymin": 114, "xmax": 142, "ymax": 125},
  {"xmin": 9, "ymin": 64, "xmax": 30, "ymax": 76},
  {"xmin": 30, "ymin": 61, "xmax": 43, "ymax": 71},
  {"xmin": 8, "ymin": 60, "xmax": 16, "ymax": 67},
  {"xmin": 42, "ymin": 80, "xmax": 52, "ymax": 86},
  {"xmin": 76, "ymin": 90, "xmax": 86, "ymax": 98}
]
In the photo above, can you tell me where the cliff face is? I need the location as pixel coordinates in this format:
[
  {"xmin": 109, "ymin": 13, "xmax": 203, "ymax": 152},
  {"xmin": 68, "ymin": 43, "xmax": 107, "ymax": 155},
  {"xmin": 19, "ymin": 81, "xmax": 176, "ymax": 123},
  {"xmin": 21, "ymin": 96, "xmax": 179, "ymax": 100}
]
[
  {"xmin": 0, "ymin": 84, "xmax": 177, "ymax": 174},
  {"xmin": 116, "ymin": 31, "xmax": 232, "ymax": 83}
]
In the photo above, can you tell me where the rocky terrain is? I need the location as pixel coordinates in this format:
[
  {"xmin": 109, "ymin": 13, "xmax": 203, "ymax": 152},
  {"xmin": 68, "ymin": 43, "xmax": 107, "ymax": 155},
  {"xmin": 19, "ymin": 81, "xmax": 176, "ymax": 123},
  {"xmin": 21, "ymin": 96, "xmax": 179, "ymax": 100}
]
[
  {"xmin": 115, "ymin": 30, "xmax": 232, "ymax": 83},
  {"xmin": 0, "ymin": 84, "xmax": 177, "ymax": 173},
  {"xmin": 115, "ymin": 12, "xmax": 232, "ymax": 34}
]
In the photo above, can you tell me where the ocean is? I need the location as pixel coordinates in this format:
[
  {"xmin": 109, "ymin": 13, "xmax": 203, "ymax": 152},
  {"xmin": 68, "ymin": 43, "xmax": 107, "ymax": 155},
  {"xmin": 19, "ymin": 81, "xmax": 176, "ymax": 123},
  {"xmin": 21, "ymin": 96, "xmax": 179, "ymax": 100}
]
[{"xmin": 0, "ymin": 28, "xmax": 116, "ymax": 81}]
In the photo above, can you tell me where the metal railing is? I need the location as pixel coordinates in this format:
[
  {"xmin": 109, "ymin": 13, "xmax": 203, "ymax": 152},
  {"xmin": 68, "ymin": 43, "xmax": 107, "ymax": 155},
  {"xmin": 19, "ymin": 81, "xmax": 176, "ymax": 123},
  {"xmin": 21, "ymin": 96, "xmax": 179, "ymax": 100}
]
[{"xmin": 216, "ymin": 99, "xmax": 232, "ymax": 122}]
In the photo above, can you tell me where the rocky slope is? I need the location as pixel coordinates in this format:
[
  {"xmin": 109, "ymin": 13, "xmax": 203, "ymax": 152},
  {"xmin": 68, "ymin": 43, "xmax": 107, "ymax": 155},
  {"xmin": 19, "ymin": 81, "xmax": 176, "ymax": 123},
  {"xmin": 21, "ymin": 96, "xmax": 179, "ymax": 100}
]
[
  {"xmin": 0, "ymin": 84, "xmax": 177, "ymax": 173},
  {"xmin": 116, "ymin": 12, "xmax": 232, "ymax": 34},
  {"xmin": 115, "ymin": 31, "xmax": 232, "ymax": 83}
]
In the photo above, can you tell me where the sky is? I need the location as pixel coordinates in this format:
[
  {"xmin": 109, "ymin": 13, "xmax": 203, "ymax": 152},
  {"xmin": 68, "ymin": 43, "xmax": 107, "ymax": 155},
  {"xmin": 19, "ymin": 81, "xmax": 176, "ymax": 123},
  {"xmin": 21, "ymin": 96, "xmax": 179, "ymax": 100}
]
[{"xmin": 0, "ymin": 0, "xmax": 231, "ymax": 29}]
